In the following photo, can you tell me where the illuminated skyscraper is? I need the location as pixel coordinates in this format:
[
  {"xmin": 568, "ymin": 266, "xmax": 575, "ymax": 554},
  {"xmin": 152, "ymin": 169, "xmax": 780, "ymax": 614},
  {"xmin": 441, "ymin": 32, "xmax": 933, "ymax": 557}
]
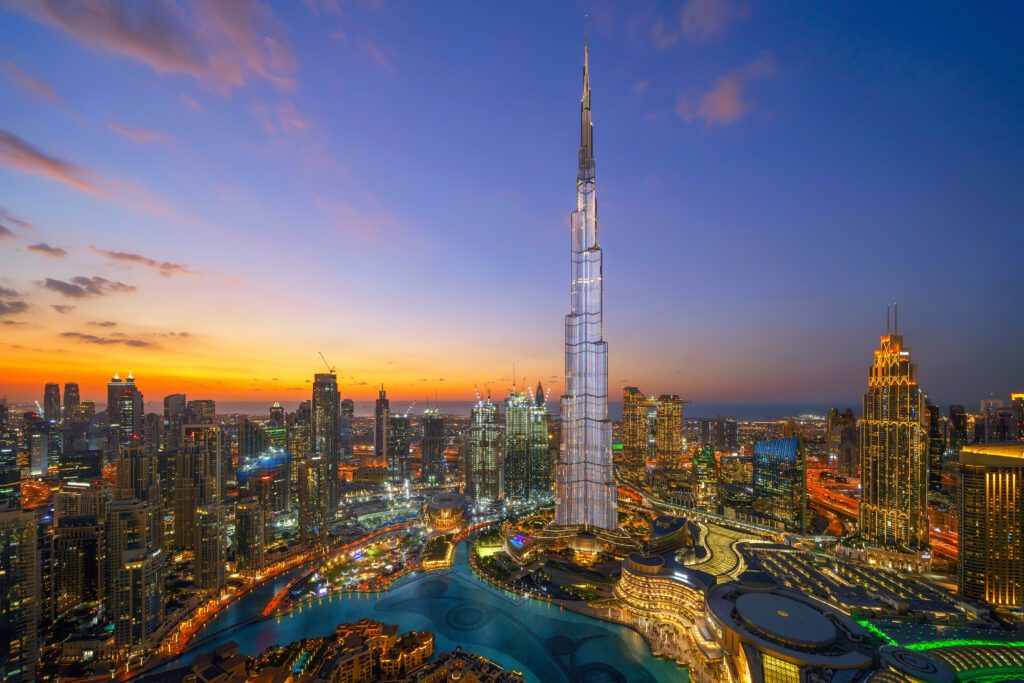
[
  {"xmin": 0, "ymin": 508, "xmax": 39, "ymax": 683},
  {"xmin": 105, "ymin": 498, "xmax": 163, "ymax": 656},
  {"xmin": 44, "ymin": 382, "xmax": 60, "ymax": 424},
  {"xmin": 692, "ymin": 444, "xmax": 719, "ymax": 511},
  {"xmin": 194, "ymin": 503, "xmax": 226, "ymax": 591},
  {"xmin": 925, "ymin": 400, "xmax": 945, "ymax": 491},
  {"xmin": 858, "ymin": 312, "xmax": 928, "ymax": 551},
  {"xmin": 505, "ymin": 388, "xmax": 549, "ymax": 500},
  {"xmin": 388, "ymin": 413, "xmax": 411, "ymax": 483},
  {"xmin": 753, "ymin": 437, "xmax": 807, "ymax": 533},
  {"xmin": 108, "ymin": 371, "xmax": 143, "ymax": 446},
  {"xmin": 187, "ymin": 399, "xmax": 216, "ymax": 424},
  {"xmin": 466, "ymin": 396, "xmax": 502, "ymax": 501},
  {"xmin": 621, "ymin": 388, "xmax": 685, "ymax": 471},
  {"xmin": 341, "ymin": 398, "xmax": 355, "ymax": 458},
  {"xmin": 63, "ymin": 382, "xmax": 80, "ymax": 423},
  {"xmin": 421, "ymin": 408, "xmax": 445, "ymax": 483},
  {"xmin": 312, "ymin": 372, "xmax": 341, "ymax": 515},
  {"xmin": 269, "ymin": 401, "xmax": 286, "ymax": 429},
  {"xmin": 555, "ymin": 40, "xmax": 617, "ymax": 530},
  {"xmin": 621, "ymin": 387, "xmax": 647, "ymax": 470},
  {"xmin": 959, "ymin": 444, "xmax": 1024, "ymax": 615},
  {"xmin": 375, "ymin": 386, "xmax": 390, "ymax": 464},
  {"xmin": 235, "ymin": 497, "xmax": 265, "ymax": 574}
]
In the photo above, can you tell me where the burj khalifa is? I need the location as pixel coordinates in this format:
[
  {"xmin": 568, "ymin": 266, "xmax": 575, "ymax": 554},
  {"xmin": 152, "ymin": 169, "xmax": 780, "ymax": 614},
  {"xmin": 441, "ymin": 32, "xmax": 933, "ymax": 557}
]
[{"xmin": 554, "ymin": 39, "xmax": 618, "ymax": 531}]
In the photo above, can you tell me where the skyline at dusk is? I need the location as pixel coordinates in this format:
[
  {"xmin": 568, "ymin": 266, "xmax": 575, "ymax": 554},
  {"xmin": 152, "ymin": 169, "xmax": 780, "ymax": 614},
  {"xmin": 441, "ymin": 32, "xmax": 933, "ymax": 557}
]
[{"xmin": 2, "ymin": 1, "xmax": 1023, "ymax": 407}]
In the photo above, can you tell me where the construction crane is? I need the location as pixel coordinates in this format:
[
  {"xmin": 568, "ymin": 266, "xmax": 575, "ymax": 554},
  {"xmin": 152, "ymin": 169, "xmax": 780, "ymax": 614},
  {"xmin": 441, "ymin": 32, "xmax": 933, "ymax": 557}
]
[{"xmin": 318, "ymin": 351, "xmax": 335, "ymax": 374}]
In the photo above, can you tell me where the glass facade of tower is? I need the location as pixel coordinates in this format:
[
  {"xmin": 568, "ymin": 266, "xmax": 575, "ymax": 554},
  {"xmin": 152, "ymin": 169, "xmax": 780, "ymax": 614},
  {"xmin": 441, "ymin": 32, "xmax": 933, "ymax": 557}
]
[
  {"xmin": 504, "ymin": 391, "xmax": 551, "ymax": 501},
  {"xmin": 312, "ymin": 373, "xmax": 340, "ymax": 515},
  {"xmin": 421, "ymin": 409, "xmax": 445, "ymax": 483},
  {"xmin": 692, "ymin": 444, "xmax": 719, "ymax": 511},
  {"xmin": 858, "ymin": 331, "xmax": 928, "ymax": 550},
  {"xmin": 555, "ymin": 42, "xmax": 617, "ymax": 530},
  {"xmin": 621, "ymin": 387, "xmax": 685, "ymax": 471},
  {"xmin": 753, "ymin": 437, "xmax": 807, "ymax": 533},
  {"xmin": 466, "ymin": 398, "xmax": 501, "ymax": 502},
  {"xmin": 388, "ymin": 414, "xmax": 411, "ymax": 483}
]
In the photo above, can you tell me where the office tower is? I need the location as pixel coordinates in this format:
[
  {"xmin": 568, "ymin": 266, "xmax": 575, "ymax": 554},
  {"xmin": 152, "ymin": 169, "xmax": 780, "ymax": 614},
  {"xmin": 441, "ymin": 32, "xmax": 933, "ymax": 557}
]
[
  {"xmin": 163, "ymin": 393, "xmax": 187, "ymax": 450},
  {"xmin": 235, "ymin": 498, "xmax": 265, "ymax": 574},
  {"xmin": 182, "ymin": 423, "xmax": 224, "ymax": 503},
  {"xmin": 29, "ymin": 431, "xmax": 48, "ymax": 476},
  {"xmin": 466, "ymin": 395, "xmax": 502, "ymax": 501},
  {"xmin": 186, "ymin": 399, "xmax": 216, "ymax": 425},
  {"xmin": 387, "ymin": 413, "xmax": 412, "ymax": 483},
  {"xmin": 108, "ymin": 371, "xmax": 144, "ymax": 446},
  {"xmin": 78, "ymin": 400, "xmax": 96, "ymax": 422},
  {"xmin": 554, "ymin": 40, "xmax": 616, "ymax": 530},
  {"xmin": 504, "ymin": 389, "xmax": 532, "ymax": 500},
  {"xmin": 375, "ymin": 386, "xmax": 390, "ymax": 463},
  {"xmin": 781, "ymin": 417, "xmax": 798, "ymax": 439},
  {"xmin": 699, "ymin": 418, "xmax": 738, "ymax": 452},
  {"xmin": 0, "ymin": 407, "xmax": 18, "ymax": 506},
  {"xmin": 312, "ymin": 373, "xmax": 341, "ymax": 515},
  {"xmin": 622, "ymin": 387, "xmax": 647, "ymax": 470},
  {"xmin": 288, "ymin": 400, "xmax": 312, "ymax": 459},
  {"xmin": 105, "ymin": 498, "xmax": 163, "ymax": 656},
  {"xmin": 115, "ymin": 445, "xmax": 160, "ymax": 503},
  {"xmin": 295, "ymin": 453, "xmax": 327, "ymax": 550},
  {"xmin": 63, "ymin": 382, "xmax": 80, "ymax": 423},
  {"xmin": 655, "ymin": 396, "xmax": 685, "ymax": 469},
  {"xmin": 269, "ymin": 401, "xmax": 286, "ymax": 429},
  {"xmin": 692, "ymin": 444, "xmax": 719, "ymax": 510},
  {"xmin": 753, "ymin": 437, "xmax": 807, "ymax": 533},
  {"xmin": 925, "ymin": 400, "xmax": 945, "ymax": 491},
  {"xmin": 52, "ymin": 483, "xmax": 106, "ymax": 616},
  {"xmin": 858, "ymin": 314, "xmax": 928, "ymax": 550},
  {"xmin": 44, "ymin": 382, "xmax": 61, "ymax": 424},
  {"xmin": 421, "ymin": 408, "xmax": 445, "ymax": 483},
  {"xmin": 194, "ymin": 503, "xmax": 226, "ymax": 591},
  {"xmin": 173, "ymin": 447, "xmax": 202, "ymax": 552},
  {"xmin": 528, "ymin": 396, "xmax": 553, "ymax": 497},
  {"xmin": 0, "ymin": 508, "xmax": 39, "ymax": 683},
  {"xmin": 959, "ymin": 444, "xmax": 1024, "ymax": 614},
  {"xmin": 340, "ymin": 398, "xmax": 354, "ymax": 458}
]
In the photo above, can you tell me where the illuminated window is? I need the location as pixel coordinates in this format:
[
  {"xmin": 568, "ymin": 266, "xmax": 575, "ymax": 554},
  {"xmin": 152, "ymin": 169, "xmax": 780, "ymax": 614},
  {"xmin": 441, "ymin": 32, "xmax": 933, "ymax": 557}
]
[{"xmin": 761, "ymin": 654, "xmax": 800, "ymax": 683}]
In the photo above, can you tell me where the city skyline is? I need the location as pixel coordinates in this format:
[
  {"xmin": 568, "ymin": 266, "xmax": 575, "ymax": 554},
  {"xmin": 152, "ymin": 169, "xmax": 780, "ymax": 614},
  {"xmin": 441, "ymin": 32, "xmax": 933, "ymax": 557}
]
[{"xmin": 1, "ymin": 2, "xmax": 1023, "ymax": 406}]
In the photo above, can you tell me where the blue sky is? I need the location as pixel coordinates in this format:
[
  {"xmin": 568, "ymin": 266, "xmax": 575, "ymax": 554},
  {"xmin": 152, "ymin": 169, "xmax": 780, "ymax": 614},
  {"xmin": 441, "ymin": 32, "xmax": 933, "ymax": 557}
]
[{"xmin": 0, "ymin": 0, "xmax": 1021, "ymax": 407}]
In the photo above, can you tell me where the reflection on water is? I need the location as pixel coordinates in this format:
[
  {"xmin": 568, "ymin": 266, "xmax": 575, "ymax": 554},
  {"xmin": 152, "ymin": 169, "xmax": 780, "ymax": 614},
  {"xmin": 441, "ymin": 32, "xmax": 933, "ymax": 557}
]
[{"xmin": 173, "ymin": 543, "xmax": 688, "ymax": 682}]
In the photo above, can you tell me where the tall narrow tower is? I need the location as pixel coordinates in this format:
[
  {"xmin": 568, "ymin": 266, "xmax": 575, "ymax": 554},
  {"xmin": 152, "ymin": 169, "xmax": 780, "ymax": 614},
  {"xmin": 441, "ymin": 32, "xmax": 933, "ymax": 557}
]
[
  {"xmin": 554, "ymin": 39, "xmax": 617, "ymax": 530},
  {"xmin": 858, "ymin": 308, "xmax": 929, "ymax": 551}
]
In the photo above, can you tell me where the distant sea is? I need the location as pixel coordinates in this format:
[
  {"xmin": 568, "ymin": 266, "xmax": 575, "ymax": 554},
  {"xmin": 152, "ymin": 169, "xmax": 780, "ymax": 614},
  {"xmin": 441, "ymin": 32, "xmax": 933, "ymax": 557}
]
[{"xmin": 206, "ymin": 400, "xmax": 859, "ymax": 420}]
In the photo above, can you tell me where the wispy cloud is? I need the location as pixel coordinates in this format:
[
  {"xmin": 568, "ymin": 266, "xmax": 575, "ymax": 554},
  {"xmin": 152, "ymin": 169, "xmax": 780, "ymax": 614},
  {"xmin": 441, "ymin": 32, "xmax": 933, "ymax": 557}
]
[
  {"xmin": 6, "ymin": 0, "xmax": 297, "ymax": 94},
  {"xmin": 0, "ymin": 225, "xmax": 13, "ymax": 241},
  {"xmin": 60, "ymin": 331, "xmax": 156, "ymax": 348},
  {"xmin": 27, "ymin": 242, "xmax": 68, "ymax": 257},
  {"xmin": 0, "ymin": 127, "xmax": 104, "ymax": 195},
  {"xmin": 89, "ymin": 320, "xmax": 117, "ymax": 327},
  {"xmin": 40, "ymin": 276, "xmax": 136, "ymax": 298},
  {"xmin": 180, "ymin": 93, "xmax": 204, "ymax": 112},
  {"xmin": 676, "ymin": 51, "xmax": 776, "ymax": 126},
  {"xmin": 0, "ymin": 59, "xmax": 58, "ymax": 102},
  {"xmin": 0, "ymin": 207, "xmax": 32, "ymax": 231},
  {"xmin": 255, "ymin": 100, "xmax": 310, "ymax": 135},
  {"xmin": 652, "ymin": 0, "xmax": 750, "ymax": 48},
  {"xmin": 91, "ymin": 246, "xmax": 197, "ymax": 277},
  {"xmin": 0, "ymin": 299, "xmax": 29, "ymax": 316},
  {"xmin": 633, "ymin": 80, "xmax": 650, "ymax": 94},
  {"xmin": 109, "ymin": 122, "xmax": 166, "ymax": 145},
  {"xmin": 51, "ymin": 304, "xmax": 75, "ymax": 314}
]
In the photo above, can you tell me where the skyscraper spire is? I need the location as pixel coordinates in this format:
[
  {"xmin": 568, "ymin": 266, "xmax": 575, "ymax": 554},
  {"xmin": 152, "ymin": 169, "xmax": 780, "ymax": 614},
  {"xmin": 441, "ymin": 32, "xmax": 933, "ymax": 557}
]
[{"xmin": 555, "ymin": 34, "xmax": 616, "ymax": 531}]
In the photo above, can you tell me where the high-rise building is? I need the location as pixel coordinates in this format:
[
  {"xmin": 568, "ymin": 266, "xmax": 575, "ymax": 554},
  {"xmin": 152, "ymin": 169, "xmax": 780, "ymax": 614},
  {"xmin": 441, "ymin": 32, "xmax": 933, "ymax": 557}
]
[
  {"xmin": 375, "ymin": 386, "xmax": 390, "ymax": 464},
  {"xmin": 105, "ymin": 498, "xmax": 163, "ymax": 656},
  {"xmin": 925, "ymin": 400, "xmax": 946, "ymax": 491},
  {"xmin": 269, "ymin": 401, "xmax": 286, "ymax": 429},
  {"xmin": 194, "ymin": 503, "xmax": 226, "ymax": 592},
  {"xmin": 238, "ymin": 417, "xmax": 267, "ymax": 460},
  {"xmin": 699, "ymin": 418, "xmax": 738, "ymax": 452},
  {"xmin": 692, "ymin": 444, "xmax": 719, "ymax": 511},
  {"xmin": 387, "ymin": 414, "xmax": 412, "ymax": 484},
  {"xmin": 421, "ymin": 409, "xmax": 445, "ymax": 483},
  {"xmin": 44, "ymin": 382, "xmax": 61, "ymax": 425},
  {"xmin": 234, "ymin": 497, "xmax": 265, "ymax": 574},
  {"xmin": 621, "ymin": 387, "xmax": 647, "ymax": 470},
  {"xmin": 295, "ymin": 453, "xmax": 327, "ymax": 550},
  {"xmin": 108, "ymin": 371, "xmax": 144, "ymax": 446},
  {"xmin": 504, "ymin": 388, "xmax": 553, "ymax": 501},
  {"xmin": 466, "ymin": 396, "xmax": 502, "ymax": 502},
  {"xmin": 555, "ymin": 41, "xmax": 617, "ymax": 530},
  {"xmin": 0, "ymin": 406, "xmax": 19, "ymax": 507},
  {"xmin": 753, "ymin": 437, "xmax": 807, "ymax": 533},
  {"xmin": 312, "ymin": 373, "xmax": 341, "ymax": 516},
  {"xmin": 1012, "ymin": 393, "xmax": 1024, "ymax": 442},
  {"xmin": 182, "ymin": 424, "xmax": 224, "ymax": 504},
  {"xmin": 163, "ymin": 393, "xmax": 187, "ymax": 451},
  {"xmin": 858, "ymin": 314, "xmax": 928, "ymax": 551},
  {"xmin": 826, "ymin": 408, "xmax": 856, "ymax": 474},
  {"xmin": 172, "ymin": 447, "xmax": 202, "ymax": 552},
  {"xmin": 948, "ymin": 405, "xmax": 969, "ymax": 453},
  {"xmin": 958, "ymin": 444, "xmax": 1024, "ymax": 615},
  {"xmin": 340, "ymin": 398, "xmax": 355, "ymax": 458},
  {"xmin": 0, "ymin": 508, "xmax": 39, "ymax": 683},
  {"xmin": 63, "ymin": 382, "xmax": 80, "ymax": 423},
  {"xmin": 186, "ymin": 399, "xmax": 216, "ymax": 425},
  {"xmin": 529, "ymin": 393, "xmax": 553, "ymax": 498}
]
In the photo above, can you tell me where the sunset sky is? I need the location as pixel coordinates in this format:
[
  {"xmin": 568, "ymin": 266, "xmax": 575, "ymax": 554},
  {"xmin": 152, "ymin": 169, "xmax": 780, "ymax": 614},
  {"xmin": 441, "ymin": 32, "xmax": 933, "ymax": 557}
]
[{"xmin": 1, "ymin": 1, "xmax": 1022, "ymax": 408}]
